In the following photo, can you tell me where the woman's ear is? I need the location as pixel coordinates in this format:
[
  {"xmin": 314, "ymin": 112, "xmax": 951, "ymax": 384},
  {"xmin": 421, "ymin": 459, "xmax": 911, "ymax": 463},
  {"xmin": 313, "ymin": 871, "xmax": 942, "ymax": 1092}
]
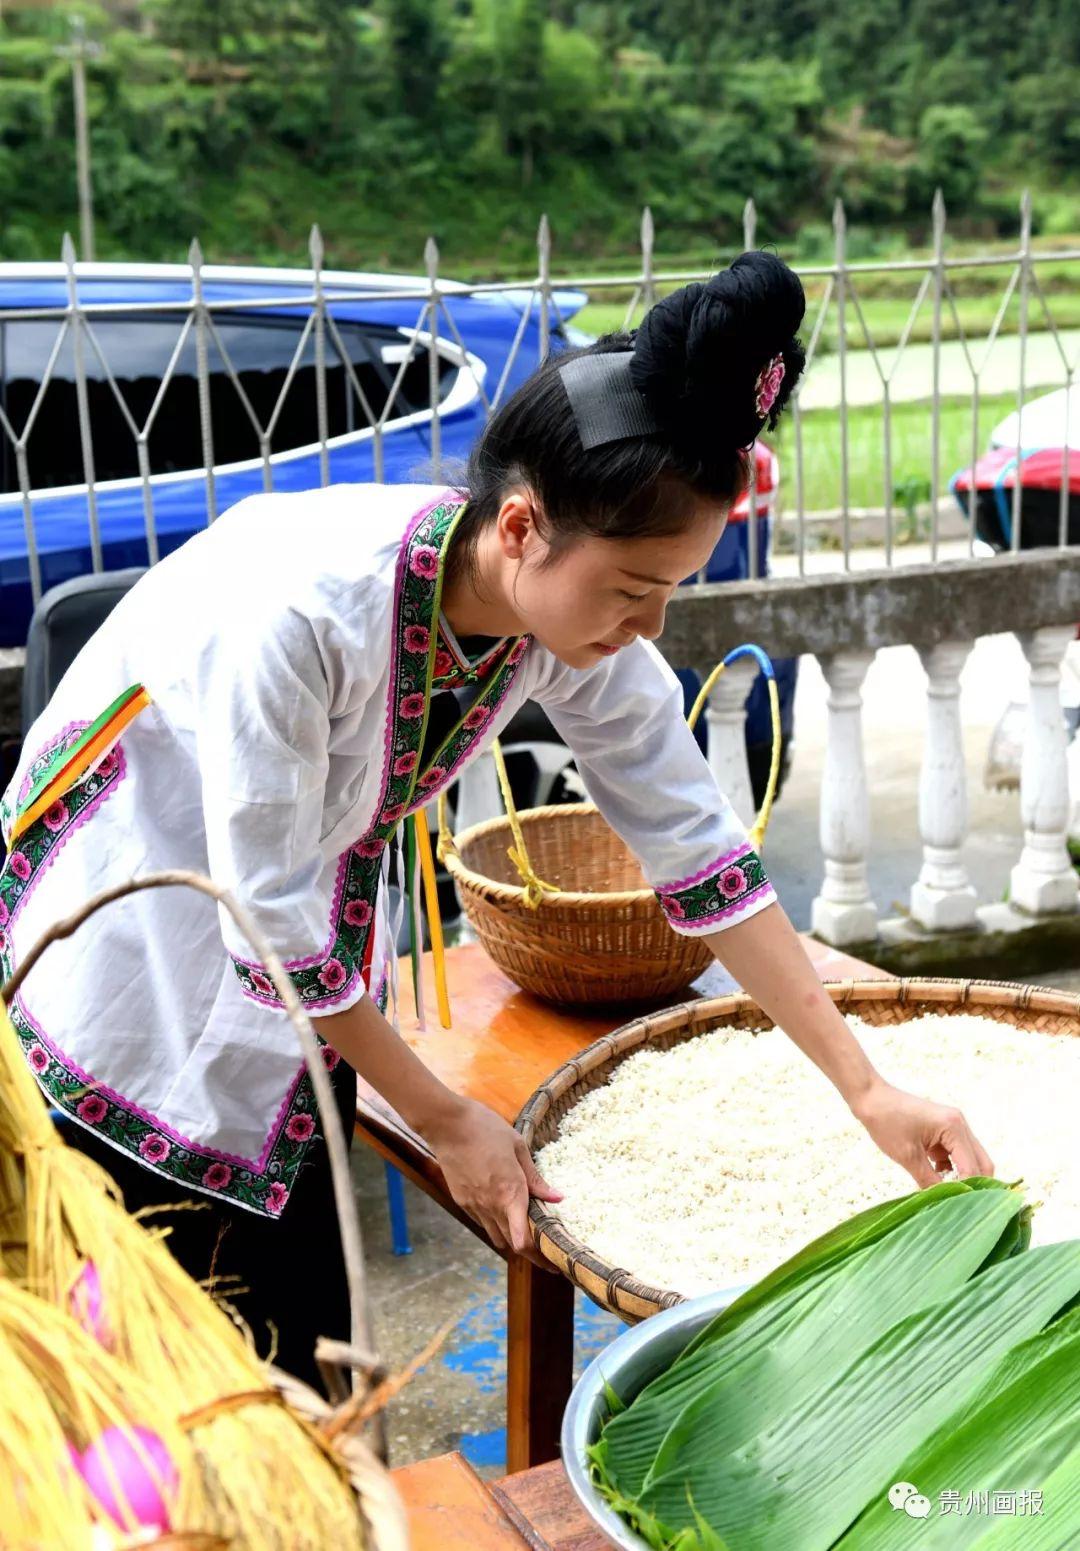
[{"xmin": 494, "ymin": 487, "xmax": 541, "ymax": 561}]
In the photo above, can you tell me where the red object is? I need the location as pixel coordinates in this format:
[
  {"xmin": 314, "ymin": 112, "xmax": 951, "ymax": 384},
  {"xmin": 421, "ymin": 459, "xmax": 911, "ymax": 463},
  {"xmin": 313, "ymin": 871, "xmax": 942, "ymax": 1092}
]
[
  {"xmin": 729, "ymin": 443, "xmax": 778, "ymax": 522},
  {"xmin": 953, "ymin": 445, "xmax": 1080, "ymax": 495}
]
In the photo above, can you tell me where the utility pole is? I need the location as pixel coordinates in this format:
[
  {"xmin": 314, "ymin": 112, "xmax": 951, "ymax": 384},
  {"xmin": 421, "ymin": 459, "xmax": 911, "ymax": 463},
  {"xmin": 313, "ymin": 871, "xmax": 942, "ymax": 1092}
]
[{"xmin": 58, "ymin": 16, "xmax": 102, "ymax": 262}]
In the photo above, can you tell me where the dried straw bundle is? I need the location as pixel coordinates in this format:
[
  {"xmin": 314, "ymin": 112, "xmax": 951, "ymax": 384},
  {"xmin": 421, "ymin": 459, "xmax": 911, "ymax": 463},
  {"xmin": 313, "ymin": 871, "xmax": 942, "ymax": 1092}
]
[{"xmin": 0, "ymin": 871, "xmax": 409, "ymax": 1551}]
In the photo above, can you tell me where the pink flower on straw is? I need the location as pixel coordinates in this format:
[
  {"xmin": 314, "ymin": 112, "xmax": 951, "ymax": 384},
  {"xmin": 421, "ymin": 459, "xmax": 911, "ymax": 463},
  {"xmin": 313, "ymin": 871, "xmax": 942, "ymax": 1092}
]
[
  {"xmin": 754, "ymin": 353, "xmax": 786, "ymax": 419},
  {"xmin": 77, "ymin": 1095, "xmax": 108, "ymax": 1125},
  {"xmin": 250, "ymin": 970, "xmax": 275, "ymax": 998},
  {"xmin": 266, "ymin": 1182, "xmax": 289, "ymax": 1215},
  {"xmin": 420, "ymin": 766, "xmax": 447, "ymax": 789},
  {"xmin": 663, "ymin": 896, "xmax": 685, "ymax": 920},
  {"xmin": 409, "ymin": 546, "xmax": 439, "ymax": 581},
  {"xmin": 394, "ymin": 751, "xmax": 418, "ymax": 777},
  {"xmin": 318, "ymin": 958, "xmax": 347, "ymax": 991},
  {"xmin": 27, "ymin": 1043, "xmax": 49, "ymax": 1074},
  {"xmin": 719, "ymin": 866, "xmax": 747, "ymax": 899},
  {"xmin": 404, "ymin": 625, "xmax": 431, "ymax": 654},
  {"xmin": 286, "ymin": 1113, "xmax": 316, "ymax": 1144},
  {"xmin": 204, "ymin": 1163, "xmax": 232, "ymax": 1191},
  {"xmin": 0, "ymin": 899, "xmax": 10, "ymax": 926},
  {"xmin": 42, "ymin": 800, "xmax": 69, "ymax": 832},
  {"xmin": 399, "ymin": 692, "xmax": 426, "ymax": 721},
  {"xmin": 464, "ymin": 705, "xmax": 491, "ymax": 731},
  {"xmin": 355, "ymin": 837, "xmax": 384, "ymax": 858},
  {"xmin": 139, "ymin": 1134, "xmax": 171, "ymax": 1165},
  {"xmin": 9, "ymin": 852, "xmax": 31, "ymax": 881},
  {"xmin": 344, "ymin": 899, "xmax": 373, "ymax": 929},
  {"xmin": 381, "ymin": 803, "xmax": 405, "ymax": 827}
]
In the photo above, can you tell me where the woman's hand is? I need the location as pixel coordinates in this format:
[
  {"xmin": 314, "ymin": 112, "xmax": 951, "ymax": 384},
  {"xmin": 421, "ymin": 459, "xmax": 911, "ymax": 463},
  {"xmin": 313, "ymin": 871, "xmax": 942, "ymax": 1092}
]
[
  {"xmin": 312, "ymin": 999, "xmax": 563, "ymax": 1268},
  {"xmin": 849, "ymin": 1078, "xmax": 996, "ymax": 1188},
  {"xmin": 422, "ymin": 1096, "xmax": 563, "ymax": 1269}
]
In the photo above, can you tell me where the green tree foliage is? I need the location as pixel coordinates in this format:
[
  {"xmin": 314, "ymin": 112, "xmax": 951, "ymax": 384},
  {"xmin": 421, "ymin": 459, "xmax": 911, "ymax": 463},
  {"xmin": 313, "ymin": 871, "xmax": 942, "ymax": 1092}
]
[{"xmin": 0, "ymin": 0, "xmax": 1077, "ymax": 267}]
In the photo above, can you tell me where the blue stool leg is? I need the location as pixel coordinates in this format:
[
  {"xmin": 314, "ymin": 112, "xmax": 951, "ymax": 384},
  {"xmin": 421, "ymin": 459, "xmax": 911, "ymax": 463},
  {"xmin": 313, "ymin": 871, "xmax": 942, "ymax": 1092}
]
[{"xmin": 384, "ymin": 1162, "xmax": 412, "ymax": 1256}]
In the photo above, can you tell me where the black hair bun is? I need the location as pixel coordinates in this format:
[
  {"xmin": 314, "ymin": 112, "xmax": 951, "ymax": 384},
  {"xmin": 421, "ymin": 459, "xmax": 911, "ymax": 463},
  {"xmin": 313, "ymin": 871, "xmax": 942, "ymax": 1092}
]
[{"xmin": 629, "ymin": 251, "xmax": 806, "ymax": 452}]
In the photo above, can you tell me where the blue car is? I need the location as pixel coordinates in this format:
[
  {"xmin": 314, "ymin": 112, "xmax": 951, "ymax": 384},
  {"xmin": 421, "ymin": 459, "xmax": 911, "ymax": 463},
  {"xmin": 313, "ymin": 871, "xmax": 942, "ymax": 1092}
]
[{"xmin": 0, "ymin": 261, "xmax": 795, "ymax": 800}]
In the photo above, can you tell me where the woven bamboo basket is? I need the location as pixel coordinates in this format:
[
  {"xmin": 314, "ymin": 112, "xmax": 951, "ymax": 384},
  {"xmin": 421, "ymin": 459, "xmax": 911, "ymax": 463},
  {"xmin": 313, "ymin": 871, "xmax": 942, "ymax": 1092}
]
[
  {"xmin": 440, "ymin": 802, "xmax": 712, "ymax": 1005},
  {"xmin": 515, "ymin": 976, "xmax": 1080, "ymax": 1324},
  {"xmin": 438, "ymin": 643, "xmax": 784, "ymax": 1006}
]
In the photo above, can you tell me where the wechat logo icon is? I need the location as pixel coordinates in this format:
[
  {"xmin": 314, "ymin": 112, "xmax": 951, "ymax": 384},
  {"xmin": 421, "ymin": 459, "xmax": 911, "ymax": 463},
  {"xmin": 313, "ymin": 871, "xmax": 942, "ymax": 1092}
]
[{"xmin": 889, "ymin": 1482, "xmax": 933, "ymax": 1520}]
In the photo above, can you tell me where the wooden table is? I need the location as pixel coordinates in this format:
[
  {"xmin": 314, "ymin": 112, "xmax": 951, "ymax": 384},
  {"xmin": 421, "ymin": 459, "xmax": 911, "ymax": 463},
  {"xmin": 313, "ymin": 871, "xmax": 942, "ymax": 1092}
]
[
  {"xmin": 392, "ymin": 1450, "xmax": 653, "ymax": 1550},
  {"xmin": 356, "ymin": 940, "xmax": 891, "ymax": 1474}
]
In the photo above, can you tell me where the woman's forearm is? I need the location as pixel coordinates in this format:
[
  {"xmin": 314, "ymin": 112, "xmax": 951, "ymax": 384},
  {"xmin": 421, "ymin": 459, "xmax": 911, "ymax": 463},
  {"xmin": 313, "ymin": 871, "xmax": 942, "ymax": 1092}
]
[
  {"xmin": 312, "ymin": 996, "xmax": 463, "ymax": 1144},
  {"xmin": 704, "ymin": 902, "xmax": 882, "ymax": 1107}
]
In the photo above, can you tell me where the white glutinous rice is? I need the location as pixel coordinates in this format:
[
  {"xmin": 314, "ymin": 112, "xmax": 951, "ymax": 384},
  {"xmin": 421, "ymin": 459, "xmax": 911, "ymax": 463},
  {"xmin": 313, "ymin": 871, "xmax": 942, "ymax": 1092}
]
[{"xmin": 534, "ymin": 1013, "xmax": 1080, "ymax": 1297}]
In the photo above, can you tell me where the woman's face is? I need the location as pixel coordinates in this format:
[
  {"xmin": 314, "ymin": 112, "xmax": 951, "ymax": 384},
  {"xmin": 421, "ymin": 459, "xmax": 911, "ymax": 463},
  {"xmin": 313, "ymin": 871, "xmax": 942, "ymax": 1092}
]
[{"xmin": 494, "ymin": 491, "xmax": 727, "ymax": 670}]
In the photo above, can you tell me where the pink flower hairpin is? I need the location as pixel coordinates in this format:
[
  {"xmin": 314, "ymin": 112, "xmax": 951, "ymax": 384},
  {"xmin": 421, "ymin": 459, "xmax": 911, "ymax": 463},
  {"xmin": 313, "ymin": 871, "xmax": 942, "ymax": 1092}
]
[{"xmin": 754, "ymin": 353, "xmax": 786, "ymax": 419}]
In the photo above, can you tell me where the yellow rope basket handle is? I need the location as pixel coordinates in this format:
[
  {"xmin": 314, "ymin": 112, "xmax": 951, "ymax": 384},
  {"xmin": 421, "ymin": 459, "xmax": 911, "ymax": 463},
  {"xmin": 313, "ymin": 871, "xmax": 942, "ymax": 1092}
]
[
  {"xmin": 489, "ymin": 738, "xmax": 559, "ymax": 910},
  {"xmin": 436, "ymin": 744, "xmax": 557, "ymax": 910},
  {"xmin": 685, "ymin": 643, "xmax": 782, "ymax": 855}
]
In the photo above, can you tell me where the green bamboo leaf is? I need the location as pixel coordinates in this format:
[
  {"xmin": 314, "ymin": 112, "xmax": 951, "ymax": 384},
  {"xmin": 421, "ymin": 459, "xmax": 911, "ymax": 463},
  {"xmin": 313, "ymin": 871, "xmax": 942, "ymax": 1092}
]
[
  {"xmin": 603, "ymin": 1378, "xmax": 627, "ymax": 1417},
  {"xmin": 638, "ymin": 1241, "xmax": 1080, "ymax": 1551},
  {"xmin": 604, "ymin": 1189, "xmax": 1024, "ymax": 1499},
  {"xmin": 677, "ymin": 1178, "xmax": 1016, "ymax": 1364},
  {"xmin": 832, "ymin": 1309, "xmax": 1080, "ymax": 1547},
  {"xmin": 967, "ymin": 1448, "xmax": 1080, "ymax": 1550},
  {"xmin": 690, "ymin": 1499, "xmax": 733, "ymax": 1550}
]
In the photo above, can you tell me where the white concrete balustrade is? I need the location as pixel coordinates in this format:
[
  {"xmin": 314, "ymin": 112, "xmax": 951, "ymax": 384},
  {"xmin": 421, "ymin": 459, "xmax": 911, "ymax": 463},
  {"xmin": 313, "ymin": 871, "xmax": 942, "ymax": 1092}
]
[{"xmin": 796, "ymin": 628, "xmax": 1079, "ymax": 947}]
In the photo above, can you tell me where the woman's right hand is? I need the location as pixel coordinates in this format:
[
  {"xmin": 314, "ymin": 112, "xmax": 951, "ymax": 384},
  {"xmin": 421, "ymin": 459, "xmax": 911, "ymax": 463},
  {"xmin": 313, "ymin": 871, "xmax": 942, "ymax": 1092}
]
[{"xmin": 422, "ymin": 1096, "xmax": 563, "ymax": 1269}]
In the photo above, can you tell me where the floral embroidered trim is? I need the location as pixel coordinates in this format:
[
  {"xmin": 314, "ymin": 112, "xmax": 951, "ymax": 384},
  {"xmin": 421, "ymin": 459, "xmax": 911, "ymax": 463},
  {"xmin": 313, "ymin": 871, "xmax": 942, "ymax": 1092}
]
[
  {"xmin": 408, "ymin": 636, "xmax": 530, "ymax": 811},
  {"xmin": 8, "ymin": 992, "xmax": 346, "ymax": 1215},
  {"xmin": 1, "ymin": 732, "xmax": 125, "ymax": 953},
  {"xmin": 230, "ymin": 850, "xmax": 375, "ymax": 1010},
  {"xmin": 431, "ymin": 617, "xmax": 507, "ymax": 690},
  {"xmin": 656, "ymin": 843, "xmax": 774, "ymax": 932}
]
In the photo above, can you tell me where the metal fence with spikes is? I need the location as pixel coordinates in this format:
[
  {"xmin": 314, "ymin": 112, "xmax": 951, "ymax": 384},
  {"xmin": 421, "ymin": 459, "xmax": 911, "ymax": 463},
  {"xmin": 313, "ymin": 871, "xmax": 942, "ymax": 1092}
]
[{"xmin": 2, "ymin": 189, "xmax": 1079, "ymax": 618}]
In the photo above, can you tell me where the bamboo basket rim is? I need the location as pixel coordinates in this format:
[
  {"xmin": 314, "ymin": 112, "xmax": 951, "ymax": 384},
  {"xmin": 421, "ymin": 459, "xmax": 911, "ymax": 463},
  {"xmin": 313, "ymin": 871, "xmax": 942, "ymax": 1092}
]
[
  {"xmin": 442, "ymin": 802, "xmax": 662, "ymax": 911},
  {"xmin": 515, "ymin": 975, "xmax": 1080, "ymax": 1320}
]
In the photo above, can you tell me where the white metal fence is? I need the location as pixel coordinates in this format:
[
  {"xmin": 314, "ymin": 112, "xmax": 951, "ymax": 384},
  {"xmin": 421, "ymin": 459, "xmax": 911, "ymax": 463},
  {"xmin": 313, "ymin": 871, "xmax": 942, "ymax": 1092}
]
[{"xmin": 2, "ymin": 189, "xmax": 1079, "ymax": 618}]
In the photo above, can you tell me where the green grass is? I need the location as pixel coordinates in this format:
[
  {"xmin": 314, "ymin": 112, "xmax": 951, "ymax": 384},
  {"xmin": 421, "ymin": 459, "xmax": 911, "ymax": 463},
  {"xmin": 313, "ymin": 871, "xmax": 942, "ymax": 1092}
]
[
  {"xmin": 770, "ymin": 392, "xmax": 1017, "ymax": 517},
  {"xmin": 575, "ymin": 288, "xmax": 1080, "ymax": 350}
]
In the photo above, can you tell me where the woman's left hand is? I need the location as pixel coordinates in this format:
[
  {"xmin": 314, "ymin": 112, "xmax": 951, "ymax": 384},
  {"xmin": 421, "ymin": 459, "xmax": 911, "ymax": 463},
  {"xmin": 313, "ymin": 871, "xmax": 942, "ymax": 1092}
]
[{"xmin": 849, "ymin": 1078, "xmax": 996, "ymax": 1188}]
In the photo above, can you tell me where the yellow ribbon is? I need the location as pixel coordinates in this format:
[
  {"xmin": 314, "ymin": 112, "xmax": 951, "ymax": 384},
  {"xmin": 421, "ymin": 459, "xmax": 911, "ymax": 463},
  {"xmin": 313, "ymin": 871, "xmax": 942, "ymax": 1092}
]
[{"xmin": 412, "ymin": 807, "xmax": 452, "ymax": 1029}]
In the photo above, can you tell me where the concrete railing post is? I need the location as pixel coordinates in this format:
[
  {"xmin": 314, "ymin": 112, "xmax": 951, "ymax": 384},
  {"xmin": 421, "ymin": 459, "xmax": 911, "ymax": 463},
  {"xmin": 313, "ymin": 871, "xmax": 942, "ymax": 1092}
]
[
  {"xmin": 704, "ymin": 656, "xmax": 757, "ymax": 831},
  {"xmin": 1010, "ymin": 626, "xmax": 1080, "ymax": 915},
  {"xmin": 910, "ymin": 640, "xmax": 978, "ymax": 930},
  {"xmin": 812, "ymin": 650, "xmax": 878, "ymax": 946}
]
